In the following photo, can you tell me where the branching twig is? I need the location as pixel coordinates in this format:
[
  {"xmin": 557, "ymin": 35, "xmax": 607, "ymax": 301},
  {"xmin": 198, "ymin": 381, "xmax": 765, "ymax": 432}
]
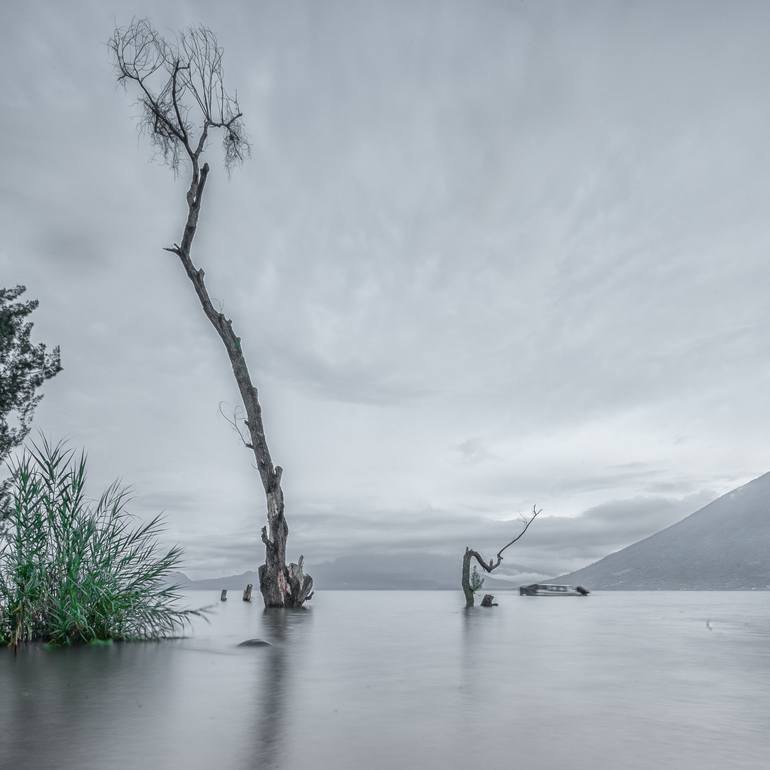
[
  {"xmin": 109, "ymin": 18, "xmax": 249, "ymax": 172},
  {"xmin": 217, "ymin": 402, "xmax": 253, "ymax": 450}
]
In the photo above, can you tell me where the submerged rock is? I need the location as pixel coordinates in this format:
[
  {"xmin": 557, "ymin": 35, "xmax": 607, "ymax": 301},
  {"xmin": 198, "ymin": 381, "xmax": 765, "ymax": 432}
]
[{"xmin": 237, "ymin": 638, "xmax": 271, "ymax": 647}]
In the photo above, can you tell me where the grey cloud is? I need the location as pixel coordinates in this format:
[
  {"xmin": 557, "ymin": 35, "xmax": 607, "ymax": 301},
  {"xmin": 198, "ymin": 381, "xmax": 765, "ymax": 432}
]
[
  {"xmin": 455, "ymin": 438, "xmax": 497, "ymax": 464},
  {"xmin": 169, "ymin": 489, "xmax": 715, "ymax": 580},
  {"xmin": 205, "ymin": 490, "xmax": 712, "ymax": 569},
  {"xmin": 516, "ymin": 494, "xmax": 715, "ymax": 551},
  {"xmin": 2, "ymin": 0, "xmax": 769, "ymax": 577},
  {"xmin": 132, "ymin": 490, "xmax": 203, "ymax": 514},
  {"xmin": 460, "ymin": 462, "xmax": 707, "ymax": 507},
  {"xmin": 35, "ymin": 226, "xmax": 108, "ymax": 271},
  {"xmin": 259, "ymin": 341, "xmax": 435, "ymax": 406}
]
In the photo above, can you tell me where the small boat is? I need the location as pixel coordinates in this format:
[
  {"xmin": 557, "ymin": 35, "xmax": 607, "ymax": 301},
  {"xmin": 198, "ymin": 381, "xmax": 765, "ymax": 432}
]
[{"xmin": 519, "ymin": 583, "xmax": 590, "ymax": 596}]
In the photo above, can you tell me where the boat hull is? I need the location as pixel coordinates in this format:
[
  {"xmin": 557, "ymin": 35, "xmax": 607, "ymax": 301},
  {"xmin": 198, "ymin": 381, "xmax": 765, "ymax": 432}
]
[{"xmin": 519, "ymin": 584, "xmax": 590, "ymax": 596}]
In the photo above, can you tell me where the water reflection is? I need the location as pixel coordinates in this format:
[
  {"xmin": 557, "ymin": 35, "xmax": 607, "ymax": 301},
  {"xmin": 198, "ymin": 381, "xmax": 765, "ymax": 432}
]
[
  {"xmin": 2, "ymin": 592, "xmax": 770, "ymax": 770},
  {"xmin": 1, "ymin": 641, "xmax": 183, "ymax": 768},
  {"xmin": 459, "ymin": 606, "xmax": 487, "ymax": 700},
  {"xmin": 244, "ymin": 608, "xmax": 312, "ymax": 770}
]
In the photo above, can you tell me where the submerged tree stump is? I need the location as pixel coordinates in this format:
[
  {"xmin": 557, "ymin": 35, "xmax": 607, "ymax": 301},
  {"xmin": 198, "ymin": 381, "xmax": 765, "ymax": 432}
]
[
  {"xmin": 220, "ymin": 589, "xmax": 228, "ymax": 601},
  {"xmin": 461, "ymin": 506, "xmax": 542, "ymax": 607},
  {"xmin": 284, "ymin": 555, "xmax": 314, "ymax": 607},
  {"xmin": 243, "ymin": 583, "xmax": 253, "ymax": 602}
]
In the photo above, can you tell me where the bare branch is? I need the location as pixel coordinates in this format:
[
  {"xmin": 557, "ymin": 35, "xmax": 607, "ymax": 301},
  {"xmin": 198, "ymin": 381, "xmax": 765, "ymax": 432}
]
[
  {"xmin": 495, "ymin": 504, "xmax": 542, "ymax": 563},
  {"xmin": 110, "ymin": 18, "xmax": 249, "ymax": 172},
  {"xmin": 217, "ymin": 402, "xmax": 254, "ymax": 450}
]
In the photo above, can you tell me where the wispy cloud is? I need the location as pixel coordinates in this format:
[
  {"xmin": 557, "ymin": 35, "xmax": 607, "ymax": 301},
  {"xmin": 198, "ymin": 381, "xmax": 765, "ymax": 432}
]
[{"xmin": 2, "ymin": 0, "xmax": 769, "ymax": 578}]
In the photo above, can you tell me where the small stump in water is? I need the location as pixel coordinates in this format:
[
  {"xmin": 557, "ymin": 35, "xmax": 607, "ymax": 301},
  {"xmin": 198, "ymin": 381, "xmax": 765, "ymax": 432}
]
[
  {"xmin": 220, "ymin": 589, "xmax": 228, "ymax": 601},
  {"xmin": 242, "ymin": 583, "xmax": 253, "ymax": 602},
  {"xmin": 238, "ymin": 638, "xmax": 271, "ymax": 647},
  {"xmin": 480, "ymin": 594, "xmax": 498, "ymax": 607}
]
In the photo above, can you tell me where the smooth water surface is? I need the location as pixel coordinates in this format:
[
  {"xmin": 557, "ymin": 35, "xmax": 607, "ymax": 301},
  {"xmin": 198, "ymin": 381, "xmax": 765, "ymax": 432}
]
[{"xmin": 2, "ymin": 591, "xmax": 770, "ymax": 769}]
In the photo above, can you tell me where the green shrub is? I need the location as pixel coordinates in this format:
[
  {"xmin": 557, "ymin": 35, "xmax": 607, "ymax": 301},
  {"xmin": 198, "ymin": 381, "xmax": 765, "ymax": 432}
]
[
  {"xmin": 470, "ymin": 564, "xmax": 484, "ymax": 594},
  {"xmin": 0, "ymin": 438, "xmax": 201, "ymax": 646}
]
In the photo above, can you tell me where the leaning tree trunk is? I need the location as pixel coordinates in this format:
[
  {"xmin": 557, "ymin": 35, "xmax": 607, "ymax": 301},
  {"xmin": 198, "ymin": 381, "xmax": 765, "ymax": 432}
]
[
  {"xmin": 166, "ymin": 159, "xmax": 312, "ymax": 609},
  {"xmin": 461, "ymin": 506, "xmax": 542, "ymax": 608},
  {"xmin": 110, "ymin": 21, "xmax": 310, "ymax": 608},
  {"xmin": 461, "ymin": 548, "xmax": 475, "ymax": 608}
]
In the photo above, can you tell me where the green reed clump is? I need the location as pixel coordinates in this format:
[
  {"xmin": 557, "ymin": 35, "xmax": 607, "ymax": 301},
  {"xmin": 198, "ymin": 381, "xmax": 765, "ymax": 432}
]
[{"xmin": 0, "ymin": 439, "xmax": 201, "ymax": 647}]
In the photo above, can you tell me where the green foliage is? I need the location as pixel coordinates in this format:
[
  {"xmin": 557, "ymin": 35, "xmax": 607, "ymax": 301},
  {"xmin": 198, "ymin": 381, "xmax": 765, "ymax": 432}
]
[
  {"xmin": 470, "ymin": 564, "xmax": 484, "ymax": 594},
  {"xmin": 0, "ymin": 286, "xmax": 61, "ymax": 467},
  {"xmin": 0, "ymin": 438, "xmax": 201, "ymax": 647}
]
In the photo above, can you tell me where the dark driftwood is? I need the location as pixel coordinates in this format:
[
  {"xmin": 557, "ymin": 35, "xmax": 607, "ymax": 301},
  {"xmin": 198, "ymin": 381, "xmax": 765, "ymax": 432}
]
[
  {"xmin": 111, "ymin": 21, "xmax": 312, "ymax": 609},
  {"xmin": 480, "ymin": 594, "xmax": 498, "ymax": 607},
  {"xmin": 220, "ymin": 589, "xmax": 228, "ymax": 602},
  {"xmin": 462, "ymin": 505, "xmax": 542, "ymax": 608}
]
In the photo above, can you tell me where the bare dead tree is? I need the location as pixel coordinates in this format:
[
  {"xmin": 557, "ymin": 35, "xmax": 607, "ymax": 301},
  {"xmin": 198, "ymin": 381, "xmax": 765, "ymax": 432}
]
[
  {"xmin": 461, "ymin": 505, "xmax": 542, "ymax": 607},
  {"xmin": 110, "ymin": 19, "xmax": 312, "ymax": 608}
]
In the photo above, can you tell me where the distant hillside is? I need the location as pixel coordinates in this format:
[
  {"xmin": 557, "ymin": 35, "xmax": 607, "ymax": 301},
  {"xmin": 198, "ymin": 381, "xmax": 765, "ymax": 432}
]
[
  {"xmin": 165, "ymin": 571, "xmax": 192, "ymax": 587},
  {"xmin": 174, "ymin": 571, "xmax": 259, "ymax": 591},
  {"xmin": 174, "ymin": 553, "xmax": 547, "ymax": 591},
  {"xmin": 310, "ymin": 553, "xmax": 546, "ymax": 590},
  {"xmin": 558, "ymin": 471, "xmax": 770, "ymax": 590}
]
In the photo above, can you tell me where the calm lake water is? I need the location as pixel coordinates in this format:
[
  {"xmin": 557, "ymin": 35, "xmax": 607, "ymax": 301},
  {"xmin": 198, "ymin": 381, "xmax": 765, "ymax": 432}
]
[{"xmin": 2, "ymin": 590, "xmax": 770, "ymax": 769}]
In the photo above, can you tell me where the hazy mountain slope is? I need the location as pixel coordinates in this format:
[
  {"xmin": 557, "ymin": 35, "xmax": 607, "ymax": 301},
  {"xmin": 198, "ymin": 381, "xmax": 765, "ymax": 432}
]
[
  {"xmin": 177, "ymin": 571, "xmax": 260, "ymax": 591},
  {"xmin": 164, "ymin": 571, "xmax": 192, "ymax": 586},
  {"xmin": 558, "ymin": 471, "xmax": 770, "ymax": 589}
]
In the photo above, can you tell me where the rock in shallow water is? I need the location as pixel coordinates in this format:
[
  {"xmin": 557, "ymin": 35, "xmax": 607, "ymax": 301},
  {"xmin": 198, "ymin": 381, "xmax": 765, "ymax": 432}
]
[{"xmin": 237, "ymin": 638, "xmax": 271, "ymax": 647}]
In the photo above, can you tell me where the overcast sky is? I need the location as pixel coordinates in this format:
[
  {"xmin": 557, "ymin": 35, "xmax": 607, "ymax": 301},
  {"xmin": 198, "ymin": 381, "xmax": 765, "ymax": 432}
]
[{"xmin": 2, "ymin": 0, "xmax": 770, "ymax": 579}]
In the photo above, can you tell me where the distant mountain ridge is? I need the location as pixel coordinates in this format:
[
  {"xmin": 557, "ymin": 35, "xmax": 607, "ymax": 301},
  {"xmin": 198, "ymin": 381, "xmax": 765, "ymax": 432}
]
[
  {"xmin": 171, "ymin": 472, "xmax": 770, "ymax": 592},
  {"xmin": 166, "ymin": 571, "xmax": 258, "ymax": 591},
  {"xmin": 170, "ymin": 553, "xmax": 548, "ymax": 591},
  {"xmin": 558, "ymin": 471, "xmax": 770, "ymax": 590}
]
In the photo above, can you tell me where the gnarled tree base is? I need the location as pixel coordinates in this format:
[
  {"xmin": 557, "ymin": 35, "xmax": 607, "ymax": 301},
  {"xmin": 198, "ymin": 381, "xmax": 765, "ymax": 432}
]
[{"xmin": 259, "ymin": 555, "xmax": 313, "ymax": 609}]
